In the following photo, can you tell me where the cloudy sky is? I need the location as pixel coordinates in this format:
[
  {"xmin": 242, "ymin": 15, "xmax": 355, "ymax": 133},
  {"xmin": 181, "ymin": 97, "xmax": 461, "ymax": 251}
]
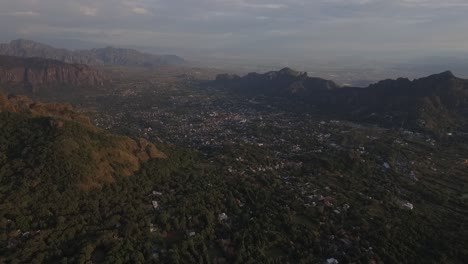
[{"xmin": 1, "ymin": 0, "xmax": 468, "ymax": 61}]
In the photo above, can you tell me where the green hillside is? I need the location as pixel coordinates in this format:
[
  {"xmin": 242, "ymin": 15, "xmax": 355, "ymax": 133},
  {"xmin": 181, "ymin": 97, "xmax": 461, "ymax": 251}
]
[
  {"xmin": 0, "ymin": 92, "xmax": 166, "ymax": 191},
  {"xmin": 1, "ymin": 92, "xmax": 467, "ymax": 263}
]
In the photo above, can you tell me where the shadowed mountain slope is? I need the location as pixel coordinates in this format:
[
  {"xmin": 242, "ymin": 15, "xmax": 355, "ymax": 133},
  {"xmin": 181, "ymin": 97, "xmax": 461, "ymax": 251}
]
[{"xmin": 215, "ymin": 69, "xmax": 468, "ymax": 132}]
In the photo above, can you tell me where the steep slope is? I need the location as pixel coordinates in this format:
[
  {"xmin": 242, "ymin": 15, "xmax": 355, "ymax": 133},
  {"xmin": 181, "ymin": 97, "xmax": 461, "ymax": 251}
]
[
  {"xmin": 0, "ymin": 39, "xmax": 186, "ymax": 67},
  {"xmin": 0, "ymin": 92, "xmax": 166, "ymax": 191},
  {"xmin": 0, "ymin": 55, "xmax": 105, "ymax": 93}
]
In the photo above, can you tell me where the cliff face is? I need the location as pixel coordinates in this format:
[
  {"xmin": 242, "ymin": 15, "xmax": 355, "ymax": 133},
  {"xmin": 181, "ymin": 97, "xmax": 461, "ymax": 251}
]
[{"xmin": 0, "ymin": 55, "xmax": 105, "ymax": 93}]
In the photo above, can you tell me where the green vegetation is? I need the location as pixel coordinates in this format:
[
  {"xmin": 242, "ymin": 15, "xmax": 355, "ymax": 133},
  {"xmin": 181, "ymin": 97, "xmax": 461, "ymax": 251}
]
[
  {"xmin": 1, "ymin": 69, "xmax": 467, "ymax": 263},
  {"xmin": 1, "ymin": 107, "xmax": 467, "ymax": 263}
]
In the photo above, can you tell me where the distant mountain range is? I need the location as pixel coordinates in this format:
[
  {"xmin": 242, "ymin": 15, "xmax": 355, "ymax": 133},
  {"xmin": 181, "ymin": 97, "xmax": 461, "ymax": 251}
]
[
  {"xmin": 215, "ymin": 68, "xmax": 468, "ymax": 132},
  {"xmin": 0, "ymin": 39, "xmax": 186, "ymax": 68},
  {"xmin": 2, "ymin": 50, "xmax": 466, "ymax": 133},
  {"xmin": 0, "ymin": 55, "xmax": 105, "ymax": 93}
]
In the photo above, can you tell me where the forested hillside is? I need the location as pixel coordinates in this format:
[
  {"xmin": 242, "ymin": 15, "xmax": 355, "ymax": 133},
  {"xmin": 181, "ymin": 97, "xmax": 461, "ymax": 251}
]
[{"xmin": 1, "ymin": 88, "xmax": 467, "ymax": 263}]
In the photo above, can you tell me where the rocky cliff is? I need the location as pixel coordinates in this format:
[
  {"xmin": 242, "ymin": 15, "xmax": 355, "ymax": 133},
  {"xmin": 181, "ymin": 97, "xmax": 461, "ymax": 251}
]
[{"xmin": 0, "ymin": 55, "xmax": 105, "ymax": 93}]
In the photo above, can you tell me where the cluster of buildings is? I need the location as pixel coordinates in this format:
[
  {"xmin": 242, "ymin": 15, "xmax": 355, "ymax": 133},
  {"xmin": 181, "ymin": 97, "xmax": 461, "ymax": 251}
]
[{"xmin": 79, "ymin": 79, "xmax": 456, "ymax": 262}]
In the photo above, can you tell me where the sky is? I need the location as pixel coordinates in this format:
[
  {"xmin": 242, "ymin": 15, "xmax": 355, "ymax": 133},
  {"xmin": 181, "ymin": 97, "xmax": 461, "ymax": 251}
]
[{"xmin": 1, "ymin": 0, "xmax": 468, "ymax": 62}]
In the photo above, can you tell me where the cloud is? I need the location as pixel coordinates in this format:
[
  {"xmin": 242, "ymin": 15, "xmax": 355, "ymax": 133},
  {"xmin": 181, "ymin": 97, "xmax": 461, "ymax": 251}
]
[
  {"xmin": 123, "ymin": 0, "xmax": 152, "ymax": 15},
  {"xmin": 398, "ymin": 0, "xmax": 468, "ymax": 8},
  {"xmin": 10, "ymin": 11, "xmax": 39, "ymax": 16},
  {"xmin": 132, "ymin": 7, "xmax": 149, "ymax": 15},
  {"xmin": 0, "ymin": 0, "xmax": 467, "ymax": 60},
  {"xmin": 240, "ymin": 3, "xmax": 285, "ymax": 9},
  {"xmin": 79, "ymin": 6, "xmax": 97, "ymax": 16}
]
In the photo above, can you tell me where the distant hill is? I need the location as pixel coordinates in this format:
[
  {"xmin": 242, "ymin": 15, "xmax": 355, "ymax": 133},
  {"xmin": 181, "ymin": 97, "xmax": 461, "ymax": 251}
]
[
  {"xmin": 0, "ymin": 91, "xmax": 166, "ymax": 191},
  {"xmin": 215, "ymin": 69, "xmax": 468, "ymax": 132},
  {"xmin": 0, "ymin": 55, "xmax": 105, "ymax": 94},
  {"xmin": 216, "ymin": 67, "xmax": 340, "ymax": 96},
  {"xmin": 0, "ymin": 39, "xmax": 186, "ymax": 68},
  {"xmin": 323, "ymin": 71, "xmax": 468, "ymax": 131}
]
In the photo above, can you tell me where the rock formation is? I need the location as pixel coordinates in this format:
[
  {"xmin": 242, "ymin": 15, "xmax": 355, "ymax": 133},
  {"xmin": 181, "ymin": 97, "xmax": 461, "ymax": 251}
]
[{"xmin": 0, "ymin": 55, "xmax": 105, "ymax": 93}]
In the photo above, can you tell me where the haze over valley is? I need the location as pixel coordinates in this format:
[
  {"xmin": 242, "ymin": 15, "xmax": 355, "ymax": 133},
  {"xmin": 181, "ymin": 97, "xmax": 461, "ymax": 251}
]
[{"xmin": 1, "ymin": 1, "xmax": 468, "ymax": 263}]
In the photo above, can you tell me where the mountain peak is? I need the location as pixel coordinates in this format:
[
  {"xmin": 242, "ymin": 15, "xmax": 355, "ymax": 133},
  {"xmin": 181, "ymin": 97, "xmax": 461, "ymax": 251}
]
[
  {"xmin": 8, "ymin": 39, "xmax": 48, "ymax": 48},
  {"xmin": 415, "ymin": 70, "xmax": 458, "ymax": 85},
  {"xmin": 278, "ymin": 67, "xmax": 302, "ymax": 77},
  {"xmin": 432, "ymin": 70, "xmax": 455, "ymax": 79},
  {"xmin": 10, "ymin": 38, "xmax": 35, "ymax": 44},
  {"xmin": 215, "ymin": 68, "xmax": 338, "ymax": 96},
  {"xmin": 421, "ymin": 71, "xmax": 457, "ymax": 81}
]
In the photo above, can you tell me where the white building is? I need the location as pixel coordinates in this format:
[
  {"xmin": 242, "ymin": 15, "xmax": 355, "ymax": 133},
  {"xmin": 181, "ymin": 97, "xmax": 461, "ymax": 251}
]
[
  {"xmin": 152, "ymin": 201, "xmax": 159, "ymax": 210},
  {"xmin": 402, "ymin": 202, "xmax": 414, "ymax": 210},
  {"xmin": 218, "ymin": 213, "xmax": 228, "ymax": 221}
]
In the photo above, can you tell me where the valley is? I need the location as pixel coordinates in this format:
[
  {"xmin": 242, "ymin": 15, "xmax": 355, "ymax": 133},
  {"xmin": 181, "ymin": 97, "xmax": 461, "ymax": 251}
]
[
  {"xmin": 0, "ymin": 56, "xmax": 467, "ymax": 263},
  {"xmin": 2, "ymin": 0, "xmax": 468, "ymax": 261}
]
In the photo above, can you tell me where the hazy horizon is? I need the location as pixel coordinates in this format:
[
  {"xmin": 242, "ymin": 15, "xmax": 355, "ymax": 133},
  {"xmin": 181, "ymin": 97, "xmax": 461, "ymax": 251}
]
[{"xmin": 2, "ymin": 0, "xmax": 468, "ymax": 62}]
